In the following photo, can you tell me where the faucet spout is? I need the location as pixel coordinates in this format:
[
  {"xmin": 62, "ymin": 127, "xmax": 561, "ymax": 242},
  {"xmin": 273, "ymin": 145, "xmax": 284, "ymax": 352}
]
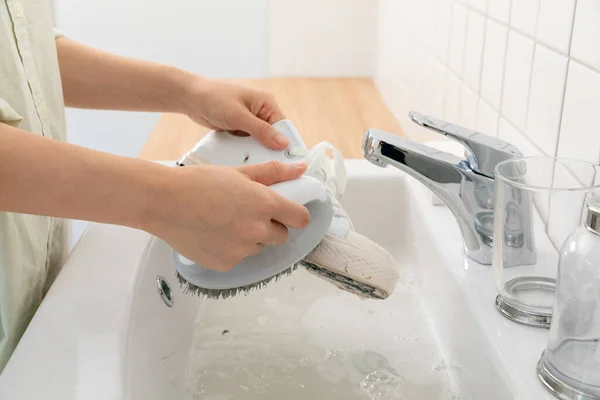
[{"xmin": 363, "ymin": 129, "xmax": 495, "ymax": 264}]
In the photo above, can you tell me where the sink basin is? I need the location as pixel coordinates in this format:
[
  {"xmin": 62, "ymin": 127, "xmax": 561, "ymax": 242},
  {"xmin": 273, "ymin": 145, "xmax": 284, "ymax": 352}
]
[
  {"xmin": 0, "ymin": 160, "xmax": 555, "ymax": 399},
  {"xmin": 184, "ymin": 166, "xmax": 455, "ymax": 400}
]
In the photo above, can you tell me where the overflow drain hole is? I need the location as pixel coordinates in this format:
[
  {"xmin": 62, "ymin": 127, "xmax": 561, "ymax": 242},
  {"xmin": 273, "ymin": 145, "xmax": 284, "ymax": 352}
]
[{"xmin": 157, "ymin": 275, "xmax": 174, "ymax": 307}]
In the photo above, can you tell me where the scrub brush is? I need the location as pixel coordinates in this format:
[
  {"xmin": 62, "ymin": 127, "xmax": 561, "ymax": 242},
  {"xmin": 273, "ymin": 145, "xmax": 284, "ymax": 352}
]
[
  {"xmin": 172, "ymin": 175, "xmax": 334, "ymax": 299},
  {"xmin": 175, "ymin": 120, "xmax": 400, "ymax": 300}
]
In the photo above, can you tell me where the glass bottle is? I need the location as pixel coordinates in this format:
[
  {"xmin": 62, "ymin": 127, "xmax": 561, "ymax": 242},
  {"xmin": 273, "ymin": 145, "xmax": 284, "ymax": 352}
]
[{"xmin": 538, "ymin": 203, "xmax": 600, "ymax": 399}]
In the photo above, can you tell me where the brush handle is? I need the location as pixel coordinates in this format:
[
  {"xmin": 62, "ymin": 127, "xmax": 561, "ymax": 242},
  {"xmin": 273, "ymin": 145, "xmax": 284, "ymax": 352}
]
[
  {"xmin": 173, "ymin": 175, "xmax": 329, "ymax": 267},
  {"xmin": 268, "ymin": 175, "xmax": 329, "ymax": 212}
]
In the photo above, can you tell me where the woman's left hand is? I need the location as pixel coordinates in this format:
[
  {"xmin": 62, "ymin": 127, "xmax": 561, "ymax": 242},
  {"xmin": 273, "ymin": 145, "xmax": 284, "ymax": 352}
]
[{"xmin": 182, "ymin": 77, "xmax": 289, "ymax": 150}]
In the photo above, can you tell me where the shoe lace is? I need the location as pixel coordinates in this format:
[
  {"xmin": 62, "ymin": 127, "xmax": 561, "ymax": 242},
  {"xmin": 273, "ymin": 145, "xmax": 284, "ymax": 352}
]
[{"xmin": 287, "ymin": 142, "xmax": 347, "ymax": 218}]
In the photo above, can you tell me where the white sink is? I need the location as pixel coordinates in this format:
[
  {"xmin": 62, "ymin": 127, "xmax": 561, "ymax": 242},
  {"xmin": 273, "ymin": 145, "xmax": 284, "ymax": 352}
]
[{"xmin": 0, "ymin": 160, "xmax": 555, "ymax": 399}]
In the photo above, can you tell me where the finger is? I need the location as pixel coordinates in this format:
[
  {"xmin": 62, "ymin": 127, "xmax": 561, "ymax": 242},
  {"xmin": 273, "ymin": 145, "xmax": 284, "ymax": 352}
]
[
  {"xmin": 271, "ymin": 195, "xmax": 311, "ymax": 229},
  {"xmin": 251, "ymin": 243, "xmax": 266, "ymax": 256},
  {"xmin": 237, "ymin": 112, "xmax": 289, "ymax": 150},
  {"xmin": 253, "ymin": 93, "xmax": 286, "ymax": 125},
  {"xmin": 263, "ymin": 106, "xmax": 286, "ymax": 125},
  {"xmin": 248, "ymin": 91, "xmax": 286, "ymax": 125},
  {"xmin": 261, "ymin": 221, "xmax": 289, "ymax": 246},
  {"xmin": 239, "ymin": 161, "xmax": 307, "ymax": 186}
]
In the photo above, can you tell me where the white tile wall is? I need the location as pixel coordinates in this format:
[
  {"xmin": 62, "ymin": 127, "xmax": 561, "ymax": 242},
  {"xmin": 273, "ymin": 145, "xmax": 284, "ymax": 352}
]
[
  {"xmin": 509, "ymin": 0, "xmax": 540, "ymax": 38},
  {"xmin": 470, "ymin": 0, "xmax": 488, "ymax": 13},
  {"xmin": 497, "ymin": 118, "xmax": 542, "ymax": 157},
  {"xmin": 435, "ymin": 0, "xmax": 454, "ymax": 63},
  {"xmin": 557, "ymin": 61, "xmax": 600, "ymax": 165},
  {"xmin": 487, "ymin": 0, "xmax": 511, "ymax": 24},
  {"xmin": 501, "ymin": 31, "xmax": 535, "ymax": 130},
  {"xmin": 525, "ymin": 44, "xmax": 568, "ymax": 155},
  {"xmin": 375, "ymin": 0, "xmax": 600, "ymax": 164},
  {"xmin": 480, "ymin": 19, "xmax": 508, "ymax": 109},
  {"xmin": 536, "ymin": 0, "xmax": 576, "ymax": 54},
  {"xmin": 547, "ymin": 165, "xmax": 590, "ymax": 248},
  {"xmin": 570, "ymin": 0, "xmax": 600, "ymax": 72},
  {"xmin": 459, "ymin": 85, "xmax": 479, "ymax": 129},
  {"xmin": 445, "ymin": 72, "xmax": 462, "ymax": 123},
  {"xmin": 449, "ymin": 3, "xmax": 469, "ymax": 74},
  {"xmin": 476, "ymin": 98, "xmax": 499, "ymax": 136},
  {"xmin": 463, "ymin": 11, "xmax": 486, "ymax": 90},
  {"xmin": 421, "ymin": 59, "xmax": 447, "ymax": 117}
]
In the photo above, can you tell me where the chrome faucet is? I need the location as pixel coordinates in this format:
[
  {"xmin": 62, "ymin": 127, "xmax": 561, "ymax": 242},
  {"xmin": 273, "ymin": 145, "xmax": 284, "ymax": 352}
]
[{"xmin": 362, "ymin": 111, "xmax": 535, "ymax": 266}]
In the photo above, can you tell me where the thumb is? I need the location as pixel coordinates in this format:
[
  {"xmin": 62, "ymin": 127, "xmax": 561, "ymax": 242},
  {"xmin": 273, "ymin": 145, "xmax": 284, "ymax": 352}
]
[
  {"xmin": 239, "ymin": 161, "xmax": 307, "ymax": 186},
  {"xmin": 238, "ymin": 113, "xmax": 289, "ymax": 150}
]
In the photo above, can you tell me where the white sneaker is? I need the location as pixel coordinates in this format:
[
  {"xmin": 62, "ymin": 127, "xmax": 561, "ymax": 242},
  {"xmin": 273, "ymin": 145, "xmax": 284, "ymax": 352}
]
[{"xmin": 178, "ymin": 120, "xmax": 399, "ymax": 299}]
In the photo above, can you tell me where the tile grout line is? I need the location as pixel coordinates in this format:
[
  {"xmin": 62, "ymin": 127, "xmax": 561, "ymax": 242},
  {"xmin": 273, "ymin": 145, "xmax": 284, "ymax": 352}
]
[
  {"xmin": 545, "ymin": 0, "xmax": 580, "ymax": 232},
  {"xmin": 501, "ymin": 113, "xmax": 549, "ymax": 156},
  {"xmin": 500, "ymin": 117, "xmax": 549, "ymax": 159},
  {"xmin": 458, "ymin": 4, "xmax": 470, "ymax": 82},
  {"xmin": 475, "ymin": 0, "xmax": 490, "ymax": 98},
  {"xmin": 521, "ymin": 0, "xmax": 542, "ymax": 147},
  {"xmin": 494, "ymin": 0, "xmax": 513, "ymax": 138},
  {"xmin": 457, "ymin": 2, "xmax": 471, "ymax": 124},
  {"xmin": 473, "ymin": 10, "xmax": 488, "ymax": 130},
  {"xmin": 432, "ymin": 0, "xmax": 451, "ymax": 120},
  {"xmin": 570, "ymin": 54, "xmax": 600, "ymax": 77},
  {"xmin": 443, "ymin": 0, "xmax": 457, "ymax": 121},
  {"xmin": 552, "ymin": 0, "xmax": 578, "ymax": 159}
]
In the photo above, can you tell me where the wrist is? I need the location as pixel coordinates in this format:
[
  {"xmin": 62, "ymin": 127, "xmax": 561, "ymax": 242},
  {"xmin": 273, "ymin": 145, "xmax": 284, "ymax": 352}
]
[
  {"xmin": 128, "ymin": 161, "xmax": 176, "ymax": 233},
  {"xmin": 168, "ymin": 68, "xmax": 211, "ymax": 116},
  {"xmin": 135, "ymin": 162, "xmax": 196, "ymax": 237},
  {"xmin": 156, "ymin": 65, "xmax": 198, "ymax": 115}
]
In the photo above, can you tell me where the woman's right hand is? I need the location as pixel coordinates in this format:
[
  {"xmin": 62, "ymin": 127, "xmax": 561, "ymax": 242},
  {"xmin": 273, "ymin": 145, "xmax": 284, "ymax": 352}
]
[{"xmin": 146, "ymin": 161, "xmax": 310, "ymax": 272}]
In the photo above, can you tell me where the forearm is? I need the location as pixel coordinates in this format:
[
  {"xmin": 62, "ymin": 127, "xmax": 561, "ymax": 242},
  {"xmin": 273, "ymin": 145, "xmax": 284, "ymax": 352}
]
[
  {"xmin": 0, "ymin": 123, "xmax": 169, "ymax": 229},
  {"xmin": 55, "ymin": 37, "xmax": 196, "ymax": 113}
]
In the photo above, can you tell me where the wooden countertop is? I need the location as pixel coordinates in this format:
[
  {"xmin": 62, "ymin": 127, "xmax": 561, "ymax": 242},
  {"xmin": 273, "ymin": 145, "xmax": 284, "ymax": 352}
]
[{"xmin": 139, "ymin": 78, "xmax": 405, "ymax": 161}]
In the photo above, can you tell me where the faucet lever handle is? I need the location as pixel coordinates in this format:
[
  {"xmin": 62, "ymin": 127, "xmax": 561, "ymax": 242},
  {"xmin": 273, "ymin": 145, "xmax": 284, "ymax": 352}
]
[{"xmin": 409, "ymin": 111, "xmax": 522, "ymax": 178}]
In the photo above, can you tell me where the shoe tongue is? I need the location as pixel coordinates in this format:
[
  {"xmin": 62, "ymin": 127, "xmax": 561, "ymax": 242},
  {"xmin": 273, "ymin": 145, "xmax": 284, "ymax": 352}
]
[{"xmin": 272, "ymin": 120, "xmax": 307, "ymax": 151}]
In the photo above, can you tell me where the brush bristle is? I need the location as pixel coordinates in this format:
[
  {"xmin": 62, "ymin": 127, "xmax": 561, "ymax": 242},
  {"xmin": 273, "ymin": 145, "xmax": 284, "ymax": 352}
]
[{"xmin": 177, "ymin": 263, "xmax": 300, "ymax": 299}]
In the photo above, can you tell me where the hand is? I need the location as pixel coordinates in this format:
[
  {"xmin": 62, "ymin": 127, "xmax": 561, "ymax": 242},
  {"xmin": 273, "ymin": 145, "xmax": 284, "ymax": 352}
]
[
  {"xmin": 147, "ymin": 161, "xmax": 310, "ymax": 272},
  {"xmin": 182, "ymin": 77, "xmax": 289, "ymax": 150}
]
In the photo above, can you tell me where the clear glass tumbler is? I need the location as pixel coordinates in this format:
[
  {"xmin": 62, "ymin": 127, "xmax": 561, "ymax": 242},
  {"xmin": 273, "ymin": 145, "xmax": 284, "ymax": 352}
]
[{"xmin": 493, "ymin": 157, "xmax": 600, "ymax": 328}]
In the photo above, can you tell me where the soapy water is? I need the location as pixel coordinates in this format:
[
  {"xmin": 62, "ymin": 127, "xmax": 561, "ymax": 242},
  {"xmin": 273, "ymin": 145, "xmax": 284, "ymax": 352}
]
[
  {"xmin": 359, "ymin": 370, "xmax": 407, "ymax": 400},
  {"xmin": 184, "ymin": 268, "xmax": 460, "ymax": 399}
]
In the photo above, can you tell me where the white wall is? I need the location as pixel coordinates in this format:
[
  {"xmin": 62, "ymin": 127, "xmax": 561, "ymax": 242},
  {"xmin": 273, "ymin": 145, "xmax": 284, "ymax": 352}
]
[
  {"xmin": 375, "ymin": 0, "xmax": 600, "ymax": 169},
  {"xmin": 268, "ymin": 0, "xmax": 377, "ymax": 76},
  {"xmin": 55, "ymin": 0, "xmax": 270, "ymax": 157}
]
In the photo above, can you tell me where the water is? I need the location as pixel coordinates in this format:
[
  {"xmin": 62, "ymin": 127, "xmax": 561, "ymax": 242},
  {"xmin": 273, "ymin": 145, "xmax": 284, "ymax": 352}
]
[
  {"xmin": 359, "ymin": 370, "xmax": 407, "ymax": 400},
  {"xmin": 184, "ymin": 269, "xmax": 456, "ymax": 399}
]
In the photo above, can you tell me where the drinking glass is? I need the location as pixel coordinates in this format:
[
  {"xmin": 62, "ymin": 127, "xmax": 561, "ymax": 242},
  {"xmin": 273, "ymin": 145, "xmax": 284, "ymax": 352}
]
[{"xmin": 492, "ymin": 157, "xmax": 600, "ymax": 328}]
